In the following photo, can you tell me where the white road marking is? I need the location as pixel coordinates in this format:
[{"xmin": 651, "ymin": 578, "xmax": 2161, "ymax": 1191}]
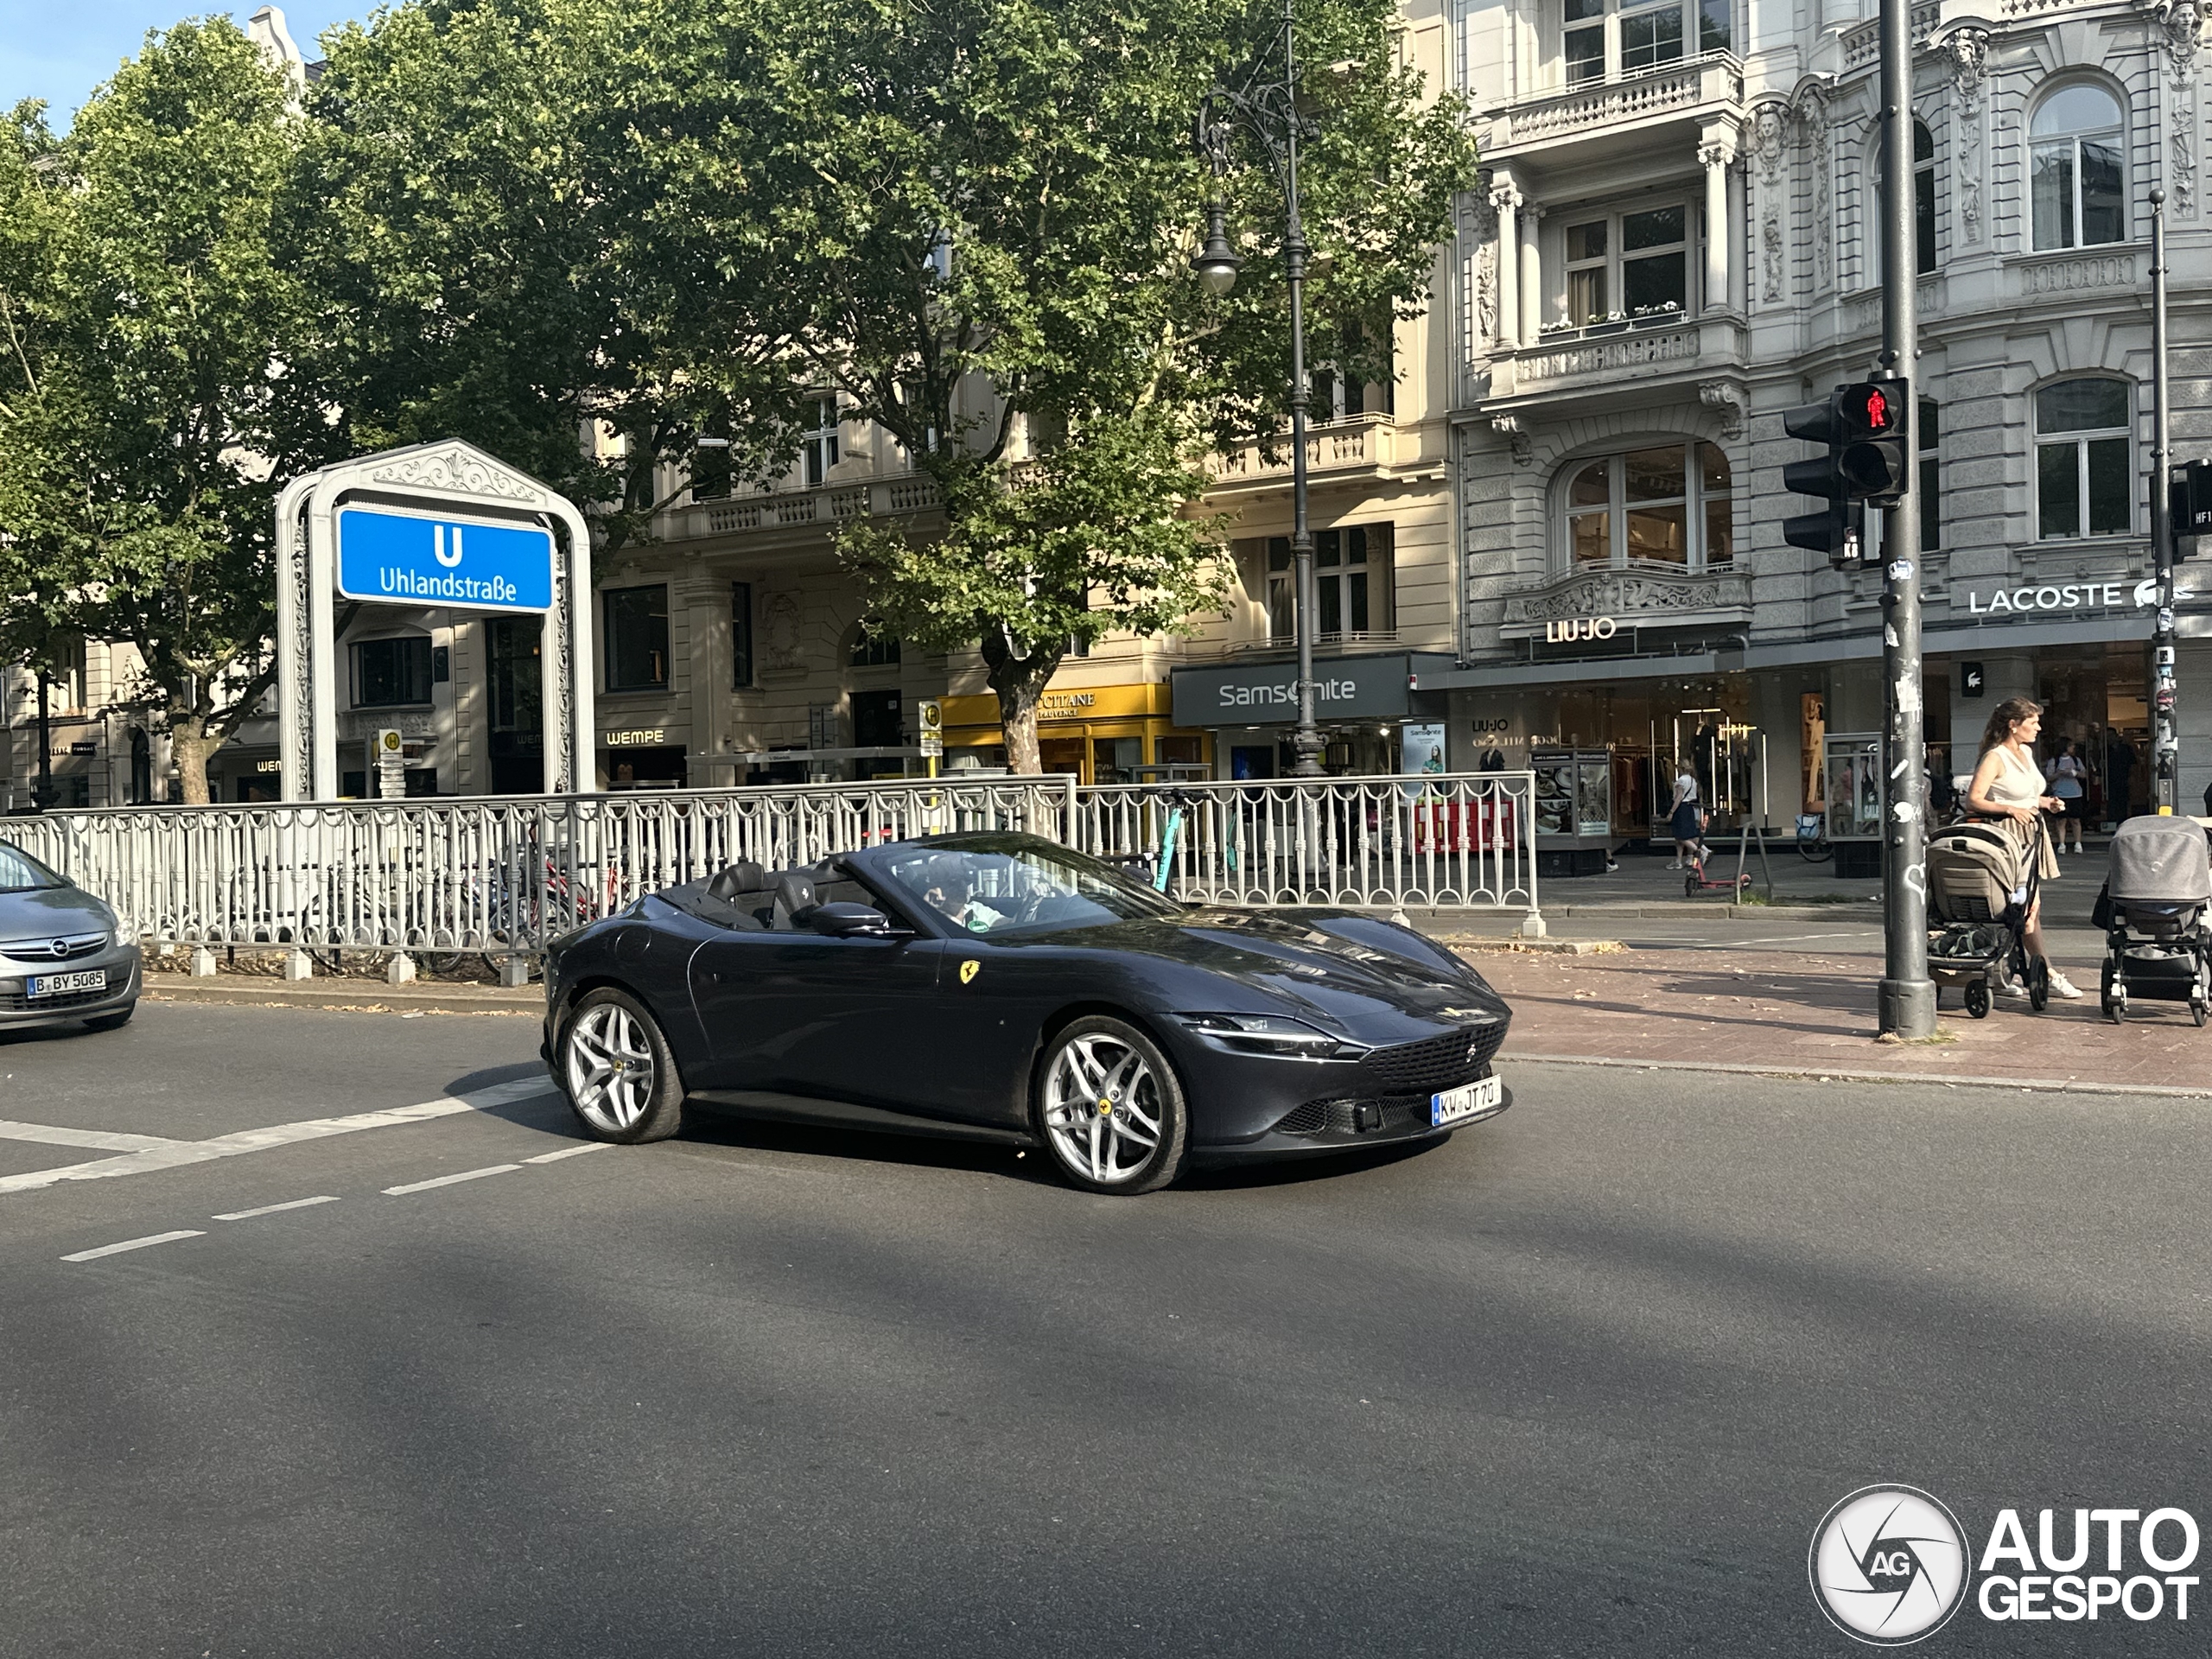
[
  {"xmin": 61, "ymin": 1230, "xmax": 205, "ymax": 1263},
  {"xmin": 384, "ymin": 1163, "xmax": 521, "ymax": 1196},
  {"xmin": 521, "ymin": 1143, "xmax": 608, "ymax": 1165},
  {"xmin": 0, "ymin": 1119, "xmax": 190, "ymax": 1153},
  {"xmin": 1660, "ymin": 931, "xmax": 1868, "ymax": 951},
  {"xmin": 0, "ymin": 1077, "xmax": 557, "ymax": 1197},
  {"xmin": 212, "ymin": 1195, "xmax": 341, "ymax": 1221}
]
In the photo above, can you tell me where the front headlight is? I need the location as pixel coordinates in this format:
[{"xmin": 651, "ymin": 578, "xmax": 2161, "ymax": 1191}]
[{"xmin": 1174, "ymin": 1012, "xmax": 1364, "ymax": 1060}]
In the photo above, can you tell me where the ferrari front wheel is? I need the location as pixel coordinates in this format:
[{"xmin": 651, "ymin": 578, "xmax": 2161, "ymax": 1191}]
[
  {"xmin": 561, "ymin": 988, "xmax": 685, "ymax": 1144},
  {"xmin": 1035, "ymin": 1016, "xmax": 1188, "ymax": 1195}
]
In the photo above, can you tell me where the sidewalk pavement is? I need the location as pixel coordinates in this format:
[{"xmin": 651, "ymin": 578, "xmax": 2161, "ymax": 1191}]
[{"xmin": 1471, "ymin": 943, "xmax": 2212, "ymax": 1097}]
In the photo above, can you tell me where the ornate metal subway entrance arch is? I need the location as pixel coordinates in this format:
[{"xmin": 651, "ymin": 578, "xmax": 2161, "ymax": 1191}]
[{"xmin": 274, "ymin": 440, "xmax": 594, "ymax": 800}]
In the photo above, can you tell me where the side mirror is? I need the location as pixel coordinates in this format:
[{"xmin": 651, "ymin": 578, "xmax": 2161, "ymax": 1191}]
[{"xmin": 806, "ymin": 901, "xmax": 913, "ymax": 940}]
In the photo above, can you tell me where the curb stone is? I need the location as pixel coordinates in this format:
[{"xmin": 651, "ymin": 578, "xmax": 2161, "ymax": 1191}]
[
  {"xmin": 143, "ymin": 976, "xmax": 540, "ymax": 1016},
  {"xmin": 1497, "ymin": 1052, "xmax": 2212, "ymax": 1102}
]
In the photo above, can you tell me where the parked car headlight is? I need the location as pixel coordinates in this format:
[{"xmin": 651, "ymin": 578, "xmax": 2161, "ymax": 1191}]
[{"xmin": 1175, "ymin": 1012, "xmax": 1363, "ymax": 1060}]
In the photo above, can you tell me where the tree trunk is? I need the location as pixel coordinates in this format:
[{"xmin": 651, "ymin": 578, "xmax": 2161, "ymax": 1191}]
[
  {"xmin": 983, "ymin": 645, "xmax": 1059, "ymax": 777},
  {"xmin": 169, "ymin": 715, "xmax": 213, "ymax": 805}
]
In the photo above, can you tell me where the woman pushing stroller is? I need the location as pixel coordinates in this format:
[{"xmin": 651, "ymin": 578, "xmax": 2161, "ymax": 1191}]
[{"xmin": 1962, "ymin": 696, "xmax": 2082, "ymax": 1000}]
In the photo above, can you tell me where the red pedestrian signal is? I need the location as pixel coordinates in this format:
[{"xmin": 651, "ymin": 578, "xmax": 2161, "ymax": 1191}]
[{"xmin": 1837, "ymin": 378, "xmax": 1910, "ymax": 504}]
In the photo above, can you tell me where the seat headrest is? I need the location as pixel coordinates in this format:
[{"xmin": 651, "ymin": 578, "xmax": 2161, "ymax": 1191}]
[
  {"xmin": 773, "ymin": 870, "xmax": 817, "ymax": 915},
  {"xmin": 707, "ymin": 861, "xmax": 767, "ymax": 901}
]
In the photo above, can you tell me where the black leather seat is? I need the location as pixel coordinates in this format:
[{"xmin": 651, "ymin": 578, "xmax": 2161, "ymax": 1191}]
[
  {"xmin": 770, "ymin": 870, "xmax": 817, "ymax": 931},
  {"xmin": 706, "ymin": 861, "xmax": 768, "ymax": 902}
]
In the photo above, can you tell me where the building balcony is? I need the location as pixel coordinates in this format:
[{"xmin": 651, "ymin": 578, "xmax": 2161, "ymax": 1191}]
[
  {"xmin": 1483, "ymin": 315, "xmax": 1745, "ymax": 417},
  {"xmin": 672, "ymin": 474, "xmax": 943, "ymax": 543},
  {"xmin": 1204, "ymin": 413, "xmax": 1435, "ymax": 494},
  {"xmin": 1497, "ymin": 561, "xmax": 1751, "ymax": 640},
  {"xmin": 1483, "ymin": 53, "xmax": 1742, "ymax": 162}
]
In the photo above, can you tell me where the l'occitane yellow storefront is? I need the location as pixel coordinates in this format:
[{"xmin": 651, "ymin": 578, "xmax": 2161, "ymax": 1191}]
[{"xmin": 939, "ymin": 682, "xmax": 1211, "ymax": 784}]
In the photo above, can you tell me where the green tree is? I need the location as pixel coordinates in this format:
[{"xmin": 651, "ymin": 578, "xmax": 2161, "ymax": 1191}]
[
  {"xmin": 0, "ymin": 22, "xmax": 320, "ymax": 803},
  {"xmin": 599, "ymin": 0, "xmax": 1475, "ymax": 769}
]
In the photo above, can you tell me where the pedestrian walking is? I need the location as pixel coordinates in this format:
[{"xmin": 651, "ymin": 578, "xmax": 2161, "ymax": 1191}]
[
  {"xmin": 2107, "ymin": 732, "xmax": 2136, "ymax": 824},
  {"xmin": 1667, "ymin": 760, "xmax": 1702, "ymax": 870},
  {"xmin": 2048, "ymin": 740, "xmax": 2091, "ymax": 854},
  {"xmin": 1964, "ymin": 696, "xmax": 2081, "ymax": 999}
]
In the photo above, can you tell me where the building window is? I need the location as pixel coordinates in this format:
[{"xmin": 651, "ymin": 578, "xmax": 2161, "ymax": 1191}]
[
  {"xmin": 1265, "ymin": 526, "xmax": 1394, "ymax": 641},
  {"xmin": 1917, "ymin": 399, "xmax": 1941, "ymax": 552},
  {"xmin": 352, "ymin": 635, "xmax": 432, "ymax": 708},
  {"xmin": 1565, "ymin": 0, "xmax": 1727, "ymax": 86},
  {"xmin": 2036, "ymin": 379, "xmax": 2132, "ymax": 538},
  {"xmin": 1560, "ymin": 442, "xmax": 1732, "ymax": 569},
  {"xmin": 2031, "ymin": 84, "xmax": 2126, "ymax": 251},
  {"xmin": 1562, "ymin": 206, "xmax": 1688, "ymax": 327},
  {"xmin": 487, "ymin": 617, "xmax": 542, "ymax": 732},
  {"xmin": 731, "ymin": 582, "xmax": 754, "ymax": 689},
  {"xmin": 604, "ymin": 585, "xmax": 670, "ymax": 691},
  {"xmin": 850, "ymin": 620, "xmax": 901, "ymax": 668},
  {"xmin": 1873, "ymin": 120, "xmax": 1937, "ymax": 277},
  {"xmin": 804, "ymin": 395, "xmax": 842, "ymax": 487}
]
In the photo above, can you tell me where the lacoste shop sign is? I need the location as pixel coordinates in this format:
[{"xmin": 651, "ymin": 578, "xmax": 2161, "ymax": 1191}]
[{"xmin": 1962, "ymin": 578, "xmax": 2160, "ymax": 617}]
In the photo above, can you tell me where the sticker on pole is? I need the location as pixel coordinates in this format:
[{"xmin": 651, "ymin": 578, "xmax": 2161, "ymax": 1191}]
[{"xmin": 336, "ymin": 506, "xmax": 554, "ymax": 612}]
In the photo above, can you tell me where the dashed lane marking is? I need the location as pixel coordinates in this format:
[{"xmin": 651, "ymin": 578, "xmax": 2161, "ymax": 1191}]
[
  {"xmin": 521, "ymin": 1143, "xmax": 608, "ymax": 1165},
  {"xmin": 0, "ymin": 1078, "xmax": 557, "ymax": 1197},
  {"xmin": 212, "ymin": 1195, "xmax": 341, "ymax": 1222},
  {"xmin": 0, "ymin": 1119, "xmax": 192, "ymax": 1154},
  {"xmin": 61, "ymin": 1230, "xmax": 205, "ymax": 1263},
  {"xmin": 384, "ymin": 1163, "xmax": 522, "ymax": 1196}
]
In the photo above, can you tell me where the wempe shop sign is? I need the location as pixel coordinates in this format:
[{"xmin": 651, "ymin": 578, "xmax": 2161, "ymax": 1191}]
[{"xmin": 1171, "ymin": 655, "xmax": 1411, "ymax": 726}]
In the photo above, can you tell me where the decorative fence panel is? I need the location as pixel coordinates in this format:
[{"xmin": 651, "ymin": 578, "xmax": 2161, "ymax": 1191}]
[{"xmin": 2, "ymin": 771, "xmax": 1537, "ymax": 957}]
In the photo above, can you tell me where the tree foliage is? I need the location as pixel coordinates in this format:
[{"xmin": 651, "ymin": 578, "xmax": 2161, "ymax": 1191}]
[{"xmin": 0, "ymin": 22, "xmax": 318, "ymax": 802}]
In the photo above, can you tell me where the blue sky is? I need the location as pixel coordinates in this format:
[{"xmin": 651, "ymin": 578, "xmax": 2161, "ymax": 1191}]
[{"xmin": 0, "ymin": 2, "xmax": 369, "ymax": 120}]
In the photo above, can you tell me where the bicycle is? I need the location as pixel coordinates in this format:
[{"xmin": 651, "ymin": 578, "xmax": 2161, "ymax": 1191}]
[{"xmin": 1796, "ymin": 812, "xmax": 1834, "ymax": 863}]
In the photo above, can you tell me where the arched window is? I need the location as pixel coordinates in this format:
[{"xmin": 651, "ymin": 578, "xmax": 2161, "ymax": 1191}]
[
  {"xmin": 1874, "ymin": 121, "xmax": 1937, "ymax": 276},
  {"xmin": 2035, "ymin": 378, "xmax": 2133, "ymax": 538},
  {"xmin": 850, "ymin": 621, "xmax": 901, "ymax": 668},
  {"xmin": 2030, "ymin": 84, "xmax": 2125, "ymax": 251},
  {"xmin": 1560, "ymin": 442, "xmax": 1732, "ymax": 569}
]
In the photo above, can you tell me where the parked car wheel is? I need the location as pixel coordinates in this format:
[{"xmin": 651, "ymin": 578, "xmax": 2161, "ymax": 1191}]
[
  {"xmin": 560, "ymin": 988, "xmax": 685, "ymax": 1144},
  {"xmin": 1033, "ymin": 1016, "xmax": 1188, "ymax": 1195}
]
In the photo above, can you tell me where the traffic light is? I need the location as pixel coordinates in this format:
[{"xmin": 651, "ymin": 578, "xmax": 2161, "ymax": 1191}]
[
  {"xmin": 2176, "ymin": 458, "xmax": 2212, "ymax": 556},
  {"xmin": 1781, "ymin": 395, "xmax": 1867, "ymax": 566},
  {"xmin": 1834, "ymin": 379, "xmax": 1911, "ymax": 505}
]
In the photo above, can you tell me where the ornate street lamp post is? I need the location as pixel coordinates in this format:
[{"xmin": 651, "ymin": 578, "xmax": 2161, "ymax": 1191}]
[{"xmin": 1192, "ymin": 0, "xmax": 1325, "ymax": 778}]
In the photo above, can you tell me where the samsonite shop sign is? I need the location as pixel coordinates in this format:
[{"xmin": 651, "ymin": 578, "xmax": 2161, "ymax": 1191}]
[{"xmin": 1172, "ymin": 656, "xmax": 1409, "ymax": 726}]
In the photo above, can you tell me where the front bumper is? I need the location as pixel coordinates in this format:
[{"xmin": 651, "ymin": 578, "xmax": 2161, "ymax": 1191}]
[
  {"xmin": 0, "ymin": 946, "xmax": 141, "ymax": 1029},
  {"xmin": 1190, "ymin": 1078, "xmax": 1512, "ymax": 1164}
]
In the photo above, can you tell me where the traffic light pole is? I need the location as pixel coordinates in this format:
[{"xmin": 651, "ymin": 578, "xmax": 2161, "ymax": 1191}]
[
  {"xmin": 1877, "ymin": 0, "xmax": 1935, "ymax": 1037},
  {"xmin": 2151, "ymin": 187, "xmax": 2178, "ymax": 815}
]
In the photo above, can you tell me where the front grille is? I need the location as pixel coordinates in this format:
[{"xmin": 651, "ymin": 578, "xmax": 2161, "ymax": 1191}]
[
  {"xmin": 0, "ymin": 977, "xmax": 116, "ymax": 1013},
  {"xmin": 0, "ymin": 934, "xmax": 105, "ymax": 965},
  {"xmin": 1359, "ymin": 1023, "xmax": 1505, "ymax": 1096},
  {"xmin": 1271, "ymin": 1095, "xmax": 1433, "ymax": 1138}
]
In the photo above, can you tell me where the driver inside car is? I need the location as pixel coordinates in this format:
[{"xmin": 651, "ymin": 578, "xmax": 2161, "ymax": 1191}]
[{"xmin": 918, "ymin": 855, "xmax": 1015, "ymax": 933}]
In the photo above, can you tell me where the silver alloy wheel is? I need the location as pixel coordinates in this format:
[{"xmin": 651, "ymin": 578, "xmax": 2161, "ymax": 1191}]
[
  {"xmin": 566, "ymin": 1001, "xmax": 656, "ymax": 1134},
  {"xmin": 1042, "ymin": 1032, "xmax": 1163, "ymax": 1185}
]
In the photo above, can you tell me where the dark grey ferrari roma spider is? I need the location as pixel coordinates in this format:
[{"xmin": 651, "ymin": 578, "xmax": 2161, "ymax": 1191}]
[{"xmin": 540, "ymin": 832, "xmax": 1512, "ymax": 1193}]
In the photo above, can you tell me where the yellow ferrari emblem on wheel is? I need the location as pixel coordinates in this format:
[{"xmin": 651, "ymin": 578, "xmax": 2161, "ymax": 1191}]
[{"xmin": 959, "ymin": 959, "xmax": 981, "ymax": 984}]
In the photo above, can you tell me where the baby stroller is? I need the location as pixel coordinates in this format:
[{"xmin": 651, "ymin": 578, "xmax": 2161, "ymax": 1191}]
[
  {"xmin": 1925, "ymin": 819, "xmax": 2048, "ymax": 1018},
  {"xmin": 2094, "ymin": 815, "xmax": 2212, "ymax": 1026}
]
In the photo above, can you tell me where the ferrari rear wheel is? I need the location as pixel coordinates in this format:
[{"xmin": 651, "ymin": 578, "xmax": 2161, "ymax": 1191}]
[
  {"xmin": 1035, "ymin": 1016, "xmax": 1188, "ymax": 1195},
  {"xmin": 562, "ymin": 988, "xmax": 685, "ymax": 1144}
]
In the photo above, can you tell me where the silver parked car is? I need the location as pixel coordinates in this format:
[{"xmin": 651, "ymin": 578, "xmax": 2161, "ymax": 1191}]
[{"xmin": 0, "ymin": 841, "xmax": 139, "ymax": 1034}]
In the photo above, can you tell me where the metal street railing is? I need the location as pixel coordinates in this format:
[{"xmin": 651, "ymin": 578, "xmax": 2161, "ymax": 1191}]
[{"xmin": 1, "ymin": 770, "xmax": 1537, "ymax": 959}]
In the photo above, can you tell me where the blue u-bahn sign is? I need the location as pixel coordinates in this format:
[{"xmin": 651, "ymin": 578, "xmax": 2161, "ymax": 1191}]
[{"xmin": 335, "ymin": 506, "xmax": 555, "ymax": 613}]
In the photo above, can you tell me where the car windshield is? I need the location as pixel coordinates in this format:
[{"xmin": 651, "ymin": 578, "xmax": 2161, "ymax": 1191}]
[
  {"xmin": 880, "ymin": 842, "xmax": 1182, "ymax": 937},
  {"xmin": 0, "ymin": 842, "xmax": 66, "ymax": 893}
]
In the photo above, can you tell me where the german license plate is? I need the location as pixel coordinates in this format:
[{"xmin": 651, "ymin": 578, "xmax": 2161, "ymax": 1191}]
[
  {"xmin": 28, "ymin": 969, "xmax": 106, "ymax": 999},
  {"xmin": 1430, "ymin": 1075, "xmax": 1503, "ymax": 1127}
]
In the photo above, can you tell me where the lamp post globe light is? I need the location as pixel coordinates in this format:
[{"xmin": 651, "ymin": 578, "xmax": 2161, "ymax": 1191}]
[{"xmin": 1193, "ymin": 0, "xmax": 1324, "ymax": 777}]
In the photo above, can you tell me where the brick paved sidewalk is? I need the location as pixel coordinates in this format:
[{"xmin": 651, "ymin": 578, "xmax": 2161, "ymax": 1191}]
[{"xmin": 1472, "ymin": 944, "xmax": 2212, "ymax": 1095}]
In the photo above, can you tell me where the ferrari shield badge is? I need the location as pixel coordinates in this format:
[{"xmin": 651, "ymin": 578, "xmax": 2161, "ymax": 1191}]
[{"xmin": 959, "ymin": 959, "xmax": 981, "ymax": 985}]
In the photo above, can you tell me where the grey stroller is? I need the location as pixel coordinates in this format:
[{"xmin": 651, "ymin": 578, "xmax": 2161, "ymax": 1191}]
[
  {"xmin": 2095, "ymin": 815, "xmax": 2212, "ymax": 1025},
  {"xmin": 1926, "ymin": 818, "xmax": 2047, "ymax": 1018}
]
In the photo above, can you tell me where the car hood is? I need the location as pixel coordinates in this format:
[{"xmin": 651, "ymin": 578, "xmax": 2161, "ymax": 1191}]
[
  {"xmin": 0, "ymin": 884, "xmax": 111, "ymax": 945},
  {"xmin": 1045, "ymin": 906, "xmax": 1510, "ymax": 1038}
]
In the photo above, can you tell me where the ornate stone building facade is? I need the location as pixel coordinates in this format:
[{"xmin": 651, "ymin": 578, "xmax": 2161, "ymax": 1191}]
[{"xmin": 1440, "ymin": 0, "xmax": 2210, "ymax": 842}]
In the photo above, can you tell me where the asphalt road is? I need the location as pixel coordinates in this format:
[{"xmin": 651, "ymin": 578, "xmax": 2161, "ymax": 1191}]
[{"xmin": 3, "ymin": 1001, "xmax": 2208, "ymax": 1656}]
